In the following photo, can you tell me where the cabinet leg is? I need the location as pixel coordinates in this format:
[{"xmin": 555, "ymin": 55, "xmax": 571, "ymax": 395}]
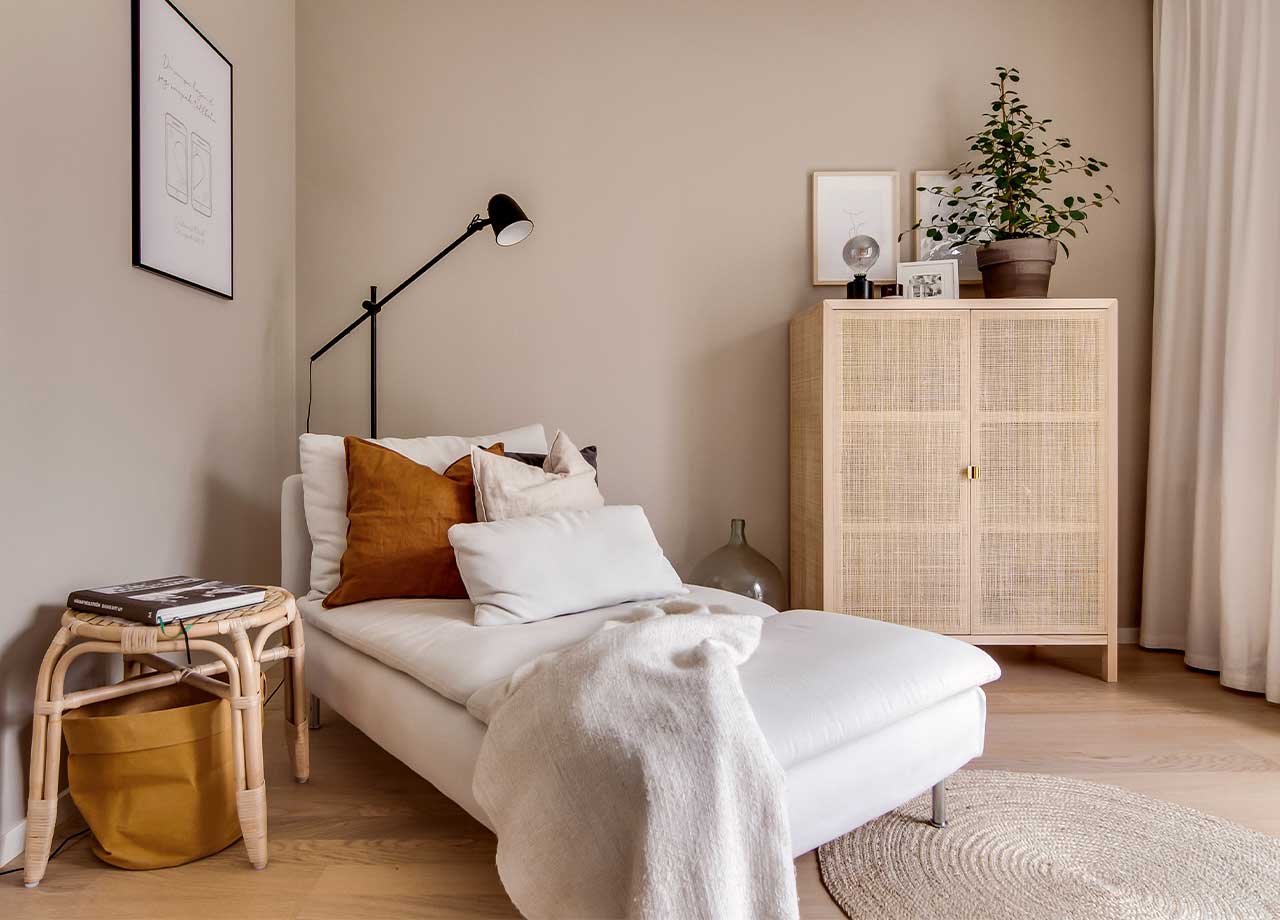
[{"xmin": 1103, "ymin": 640, "xmax": 1118, "ymax": 683}]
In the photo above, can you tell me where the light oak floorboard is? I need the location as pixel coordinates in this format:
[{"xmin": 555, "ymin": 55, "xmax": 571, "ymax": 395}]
[{"xmin": 3, "ymin": 646, "xmax": 1277, "ymax": 918}]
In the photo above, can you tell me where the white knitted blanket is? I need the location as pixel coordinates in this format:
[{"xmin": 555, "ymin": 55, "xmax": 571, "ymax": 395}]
[{"xmin": 468, "ymin": 600, "xmax": 799, "ymax": 920}]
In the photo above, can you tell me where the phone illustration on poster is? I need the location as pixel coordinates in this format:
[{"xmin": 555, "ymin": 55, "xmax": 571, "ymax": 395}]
[
  {"xmin": 132, "ymin": 0, "xmax": 232, "ymax": 298},
  {"xmin": 190, "ymin": 132, "xmax": 213, "ymax": 217},
  {"xmin": 164, "ymin": 112, "xmax": 189, "ymax": 204}
]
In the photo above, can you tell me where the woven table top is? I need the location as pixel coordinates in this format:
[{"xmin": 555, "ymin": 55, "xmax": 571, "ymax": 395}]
[{"xmin": 63, "ymin": 585, "xmax": 293, "ymax": 639}]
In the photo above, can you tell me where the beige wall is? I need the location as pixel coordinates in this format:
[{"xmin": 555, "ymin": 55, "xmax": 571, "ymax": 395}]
[
  {"xmin": 0, "ymin": 0, "xmax": 295, "ymax": 853},
  {"xmin": 297, "ymin": 0, "xmax": 1153, "ymax": 623}
]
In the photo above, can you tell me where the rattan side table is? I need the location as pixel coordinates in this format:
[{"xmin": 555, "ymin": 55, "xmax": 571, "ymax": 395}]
[{"xmin": 22, "ymin": 586, "xmax": 308, "ymax": 887}]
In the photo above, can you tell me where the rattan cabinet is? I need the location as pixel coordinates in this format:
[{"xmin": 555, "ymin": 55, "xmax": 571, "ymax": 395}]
[{"xmin": 790, "ymin": 298, "xmax": 1118, "ymax": 680}]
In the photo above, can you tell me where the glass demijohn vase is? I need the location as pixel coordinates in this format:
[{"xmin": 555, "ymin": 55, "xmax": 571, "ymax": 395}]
[{"xmin": 689, "ymin": 519, "xmax": 786, "ymax": 610}]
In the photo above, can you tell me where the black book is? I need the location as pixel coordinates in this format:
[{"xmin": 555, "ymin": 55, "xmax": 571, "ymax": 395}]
[{"xmin": 67, "ymin": 576, "xmax": 267, "ymax": 626}]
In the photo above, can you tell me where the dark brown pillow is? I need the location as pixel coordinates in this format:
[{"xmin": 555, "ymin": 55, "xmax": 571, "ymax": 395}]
[
  {"xmin": 508, "ymin": 445, "xmax": 598, "ymax": 482},
  {"xmin": 323, "ymin": 438, "xmax": 502, "ymax": 608}
]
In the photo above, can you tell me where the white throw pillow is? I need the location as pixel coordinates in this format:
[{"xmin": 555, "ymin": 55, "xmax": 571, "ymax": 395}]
[
  {"xmin": 472, "ymin": 430, "xmax": 604, "ymax": 522},
  {"xmin": 449, "ymin": 505, "xmax": 687, "ymax": 626},
  {"xmin": 298, "ymin": 425, "xmax": 547, "ymax": 595}
]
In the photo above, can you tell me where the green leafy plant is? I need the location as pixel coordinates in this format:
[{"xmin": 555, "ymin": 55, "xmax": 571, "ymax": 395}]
[{"xmin": 906, "ymin": 66, "xmax": 1118, "ymax": 255}]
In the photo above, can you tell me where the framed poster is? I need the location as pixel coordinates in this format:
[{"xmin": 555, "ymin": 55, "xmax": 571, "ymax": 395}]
[
  {"xmin": 812, "ymin": 171, "xmax": 899, "ymax": 285},
  {"xmin": 133, "ymin": 0, "xmax": 232, "ymax": 298},
  {"xmin": 914, "ymin": 170, "xmax": 987, "ymax": 285}
]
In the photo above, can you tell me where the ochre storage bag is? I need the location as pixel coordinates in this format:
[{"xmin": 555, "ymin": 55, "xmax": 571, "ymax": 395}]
[{"xmin": 61, "ymin": 681, "xmax": 241, "ymax": 869}]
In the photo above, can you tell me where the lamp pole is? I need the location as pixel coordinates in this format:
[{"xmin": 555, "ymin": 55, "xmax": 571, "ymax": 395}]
[{"xmin": 366, "ymin": 286, "xmax": 378, "ymax": 438}]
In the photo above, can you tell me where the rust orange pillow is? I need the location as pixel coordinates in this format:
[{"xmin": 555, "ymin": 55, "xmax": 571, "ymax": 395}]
[{"xmin": 323, "ymin": 437, "xmax": 502, "ymax": 608}]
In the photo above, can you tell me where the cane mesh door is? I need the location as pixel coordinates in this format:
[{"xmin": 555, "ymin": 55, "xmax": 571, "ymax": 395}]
[
  {"xmin": 971, "ymin": 310, "xmax": 1108, "ymax": 634},
  {"xmin": 836, "ymin": 311, "xmax": 970, "ymax": 633}
]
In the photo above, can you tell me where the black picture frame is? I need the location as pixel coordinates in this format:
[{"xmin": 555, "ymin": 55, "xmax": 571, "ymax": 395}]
[{"xmin": 131, "ymin": 0, "xmax": 233, "ymax": 299}]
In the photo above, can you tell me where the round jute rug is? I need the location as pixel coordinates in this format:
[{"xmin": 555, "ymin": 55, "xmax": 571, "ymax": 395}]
[{"xmin": 817, "ymin": 769, "xmax": 1280, "ymax": 920}]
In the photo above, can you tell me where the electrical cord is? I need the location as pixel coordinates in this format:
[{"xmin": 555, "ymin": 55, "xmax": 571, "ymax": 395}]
[
  {"xmin": 264, "ymin": 676, "xmax": 285, "ymax": 707},
  {"xmin": 305, "ymin": 359, "xmax": 313, "ymax": 433},
  {"xmin": 0, "ymin": 827, "xmax": 91, "ymax": 877}
]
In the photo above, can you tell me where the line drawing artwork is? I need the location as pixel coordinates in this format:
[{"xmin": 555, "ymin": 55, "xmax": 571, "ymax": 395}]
[
  {"xmin": 190, "ymin": 131, "xmax": 212, "ymax": 217},
  {"xmin": 164, "ymin": 112, "xmax": 188, "ymax": 204},
  {"xmin": 163, "ymin": 112, "xmax": 214, "ymax": 218},
  {"xmin": 813, "ymin": 173, "xmax": 898, "ymax": 284},
  {"xmin": 843, "ymin": 206, "xmax": 869, "ymax": 241}
]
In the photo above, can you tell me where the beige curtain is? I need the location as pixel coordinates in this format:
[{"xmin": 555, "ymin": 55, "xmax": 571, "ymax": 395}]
[{"xmin": 1142, "ymin": 0, "xmax": 1280, "ymax": 701}]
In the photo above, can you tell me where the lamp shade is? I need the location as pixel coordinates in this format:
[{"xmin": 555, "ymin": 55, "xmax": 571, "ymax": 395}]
[{"xmin": 487, "ymin": 194, "xmax": 533, "ymax": 246}]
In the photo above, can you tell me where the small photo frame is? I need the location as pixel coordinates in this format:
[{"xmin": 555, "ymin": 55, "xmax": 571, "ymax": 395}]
[
  {"xmin": 812, "ymin": 171, "xmax": 899, "ymax": 285},
  {"xmin": 898, "ymin": 259, "xmax": 959, "ymax": 300},
  {"xmin": 914, "ymin": 170, "xmax": 986, "ymax": 285}
]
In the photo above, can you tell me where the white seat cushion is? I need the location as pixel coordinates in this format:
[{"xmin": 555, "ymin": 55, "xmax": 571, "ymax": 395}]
[
  {"xmin": 300, "ymin": 593, "xmax": 999, "ymax": 769},
  {"xmin": 299, "ymin": 585, "xmax": 771, "ymax": 705},
  {"xmin": 742, "ymin": 612, "xmax": 1000, "ymax": 767}
]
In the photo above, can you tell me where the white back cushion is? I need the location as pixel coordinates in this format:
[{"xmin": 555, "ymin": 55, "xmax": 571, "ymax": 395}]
[
  {"xmin": 449, "ymin": 506, "xmax": 686, "ymax": 626},
  {"xmin": 298, "ymin": 425, "xmax": 547, "ymax": 595},
  {"xmin": 472, "ymin": 430, "xmax": 604, "ymax": 522}
]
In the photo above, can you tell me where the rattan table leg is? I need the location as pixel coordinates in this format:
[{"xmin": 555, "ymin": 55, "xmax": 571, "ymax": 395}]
[
  {"xmin": 231, "ymin": 628, "xmax": 269, "ymax": 869},
  {"xmin": 23, "ymin": 627, "xmax": 72, "ymax": 888},
  {"xmin": 281, "ymin": 616, "xmax": 310, "ymax": 783}
]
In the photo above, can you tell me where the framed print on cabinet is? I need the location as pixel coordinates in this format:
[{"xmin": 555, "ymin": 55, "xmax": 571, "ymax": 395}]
[
  {"xmin": 897, "ymin": 258, "xmax": 959, "ymax": 299},
  {"xmin": 914, "ymin": 170, "xmax": 988, "ymax": 285},
  {"xmin": 812, "ymin": 171, "xmax": 899, "ymax": 285},
  {"xmin": 132, "ymin": 0, "xmax": 233, "ymax": 298}
]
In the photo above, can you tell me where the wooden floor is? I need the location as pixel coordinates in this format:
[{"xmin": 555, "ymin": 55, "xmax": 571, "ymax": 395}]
[{"xmin": 4, "ymin": 645, "xmax": 1278, "ymax": 919}]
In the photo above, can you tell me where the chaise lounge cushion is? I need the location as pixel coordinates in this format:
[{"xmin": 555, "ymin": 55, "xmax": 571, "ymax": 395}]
[
  {"xmin": 299, "ymin": 590, "xmax": 999, "ymax": 769},
  {"xmin": 740, "ymin": 613, "xmax": 1000, "ymax": 767},
  {"xmin": 298, "ymin": 585, "xmax": 760, "ymax": 704}
]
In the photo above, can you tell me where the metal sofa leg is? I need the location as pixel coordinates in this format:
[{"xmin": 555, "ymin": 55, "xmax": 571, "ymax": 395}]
[
  {"xmin": 930, "ymin": 779, "xmax": 948, "ymax": 828},
  {"xmin": 308, "ymin": 693, "xmax": 322, "ymax": 730}
]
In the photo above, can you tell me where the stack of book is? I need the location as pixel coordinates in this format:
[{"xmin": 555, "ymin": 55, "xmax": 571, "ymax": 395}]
[{"xmin": 67, "ymin": 576, "xmax": 266, "ymax": 626}]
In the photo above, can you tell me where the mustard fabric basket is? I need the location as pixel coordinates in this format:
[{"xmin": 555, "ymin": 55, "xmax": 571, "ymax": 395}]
[{"xmin": 61, "ymin": 681, "xmax": 241, "ymax": 869}]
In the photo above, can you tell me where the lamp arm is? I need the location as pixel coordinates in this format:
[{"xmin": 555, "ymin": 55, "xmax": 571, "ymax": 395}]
[
  {"xmin": 374, "ymin": 215, "xmax": 488, "ymax": 311},
  {"xmin": 308, "ymin": 214, "xmax": 490, "ymax": 363},
  {"xmin": 309, "ymin": 309, "xmax": 372, "ymax": 363}
]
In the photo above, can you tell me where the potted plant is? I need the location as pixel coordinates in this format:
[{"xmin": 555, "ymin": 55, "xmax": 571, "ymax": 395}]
[{"xmin": 906, "ymin": 66, "xmax": 1118, "ymax": 297}]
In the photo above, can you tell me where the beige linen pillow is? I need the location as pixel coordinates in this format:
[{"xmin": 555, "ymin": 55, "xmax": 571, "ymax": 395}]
[{"xmin": 472, "ymin": 431, "xmax": 604, "ymax": 521}]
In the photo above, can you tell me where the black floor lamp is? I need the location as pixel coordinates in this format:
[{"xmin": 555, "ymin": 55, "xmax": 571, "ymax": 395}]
[{"xmin": 309, "ymin": 193, "xmax": 533, "ymax": 438}]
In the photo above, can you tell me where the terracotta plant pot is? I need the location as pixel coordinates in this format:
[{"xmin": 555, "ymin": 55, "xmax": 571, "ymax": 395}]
[{"xmin": 975, "ymin": 237, "xmax": 1059, "ymax": 298}]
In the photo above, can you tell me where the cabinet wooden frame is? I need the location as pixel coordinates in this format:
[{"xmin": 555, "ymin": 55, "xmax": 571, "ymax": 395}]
[{"xmin": 789, "ymin": 298, "xmax": 1119, "ymax": 681}]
